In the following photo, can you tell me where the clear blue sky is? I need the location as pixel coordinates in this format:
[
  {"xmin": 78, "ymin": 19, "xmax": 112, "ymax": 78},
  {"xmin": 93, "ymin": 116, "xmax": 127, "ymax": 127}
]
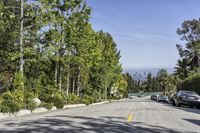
[{"xmin": 86, "ymin": 0, "xmax": 200, "ymax": 69}]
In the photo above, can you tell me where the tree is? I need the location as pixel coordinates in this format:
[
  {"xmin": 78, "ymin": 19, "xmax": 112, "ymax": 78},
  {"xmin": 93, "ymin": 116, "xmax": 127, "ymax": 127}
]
[
  {"xmin": 145, "ymin": 72, "xmax": 152, "ymax": 92},
  {"xmin": 176, "ymin": 19, "xmax": 200, "ymax": 72},
  {"xmin": 174, "ymin": 58, "xmax": 189, "ymax": 80},
  {"xmin": 156, "ymin": 69, "xmax": 168, "ymax": 94}
]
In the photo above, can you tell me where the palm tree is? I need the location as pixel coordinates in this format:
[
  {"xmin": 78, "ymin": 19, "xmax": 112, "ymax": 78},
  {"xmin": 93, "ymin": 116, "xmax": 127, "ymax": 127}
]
[
  {"xmin": 174, "ymin": 59, "xmax": 189, "ymax": 80},
  {"xmin": 185, "ymin": 41, "xmax": 200, "ymax": 69}
]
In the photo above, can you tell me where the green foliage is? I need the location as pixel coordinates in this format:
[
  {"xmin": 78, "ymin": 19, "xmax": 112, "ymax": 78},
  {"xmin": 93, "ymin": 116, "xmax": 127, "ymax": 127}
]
[
  {"xmin": 0, "ymin": 100, "xmax": 19, "ymax": 113},
  {"xmin": 0, "ymin": 91, "xmax": 20, "ymax": 113},
  {"xmin": 41, "ymin": 102, "xmax": 53, "ymax": 110},
  {"xmin": 67, "ymin": 94, "xmax": 81, "ymax": 104},
  {"xmin": 13, "ymin": 72, "xmax": 24, "ymax": 90},
  {"xmin": 26, "ymin": 99, "xmax": 37, "ymax": 112},
  {"xmin": 13, "ymin": 89, "xmax": 25, "ymax": 109},
  {"xmin": 82, "ymin": 98, "xmax": 90, "ymax": 106},
  {"xmin": 24, "ymin": 91, "xmax": 37, "ymax": 112},
  {"xmin": 0, "ymin": 0, "xmax": 123, "ymax": 108},
  {"xmin": 53, "ymin": 92, "xmax": 64, "ymax": 109},
  {"xmin": 82, "ymin": 95, "xmax": 93, "ymax": 105},
  {"xmin": 176, "ymin": 19, "xmax": 200, "ymax": 80},
  {"xmin": 178, "ymin": 73, "xmax": 200, "ymax": 94},
  {"xmin": 38, "ymin": 85, "xmax": 56, "ymax": 103}
]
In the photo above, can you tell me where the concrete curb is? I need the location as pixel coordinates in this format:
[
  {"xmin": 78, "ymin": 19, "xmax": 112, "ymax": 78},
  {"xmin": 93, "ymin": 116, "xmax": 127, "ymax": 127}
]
[
  {"xmin": 33, "ymin": 107, "xmax": 48, "ymax": 113},
  {"xmin": 90, "ymin": 101, "xmax": 109, "ymax": 106},
  {"xmin": 16, "ymin": 110, "xmax": 32, "ymax": 116},
  {"xmin": 63, "ymin": 104, "xmax": 86, "ymax": 109}
]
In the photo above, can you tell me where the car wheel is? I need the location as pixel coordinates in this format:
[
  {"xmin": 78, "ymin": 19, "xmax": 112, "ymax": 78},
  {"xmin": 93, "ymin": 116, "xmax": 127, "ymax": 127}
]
[
  {"xmin": 196, "ymin": 106, "xmax": 200, "ymax": 109},
  {"xmin": 172, "ymin": 100, "xmax": 176, "ymax": 106},
  {"xmin": 177, "ymin": 103, "xmax": 181, "ymax": 107}
]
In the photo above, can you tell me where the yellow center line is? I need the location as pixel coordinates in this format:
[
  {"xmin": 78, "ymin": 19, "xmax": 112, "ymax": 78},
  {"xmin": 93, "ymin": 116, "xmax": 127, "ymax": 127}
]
[
  {"xmin": 127, "ymin": 99, "xmax": 139, "ymax": 123},
  {"xmin": 127, "ymin": 113, "xmax": 134, "ymax": 122}
]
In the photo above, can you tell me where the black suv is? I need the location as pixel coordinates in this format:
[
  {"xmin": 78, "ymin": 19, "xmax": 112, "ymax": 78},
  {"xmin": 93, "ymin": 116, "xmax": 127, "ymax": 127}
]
[{"xmin": 171, "ymin": 90, "xmax": 200, "ymax": 109}]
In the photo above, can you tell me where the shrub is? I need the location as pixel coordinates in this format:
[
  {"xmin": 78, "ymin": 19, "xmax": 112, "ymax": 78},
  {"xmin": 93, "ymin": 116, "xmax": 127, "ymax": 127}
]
[
  {"xmin": 0, "ymin": 100, "xmax": 19, "ymax": 113},
  {"xmin": 1, "ymin": 91, "xmax": 13, "ymax": 101},
  {"xmin": 67, "ymin": 94, "xmax": 81, "ymax": 104},
  {"xmin": 178, "ymin": 73, "xmax": 200, "ymax": 95},
  {"xmin": 26, "ymin": 99, "xmax": 37, "ymax": 112},
  {"xmin": 13, "ymin": 89, "xmax": 25, "ymax": 109},
  {"xmin": 53, "ymin": 93, "xmax": 64, "ymax": 109},
  {"xmin": 13, "ymin": 72, "xmax": 24, "ymax": 90},
  {"xmin": 39, "ymin": 85, "xmax": 57, "ymax": 103},
  {"xmin": 24, "ymin": 91, "xmax": 37, "ymax": 112},
  {"xmin": 82, "ymin": 98, "xmax": 90, "ymax": 106},
  {"xmin": 0, "ymin": 91, "xmax": 20, "ymax": 113},
  {"xmin": 41, "ymin": 102, "xmax": 53, "ymax": 110},
  {"xmin": 85, "ymin": 95, "xmax": 93, "ymax": 103},
  {"xmin": 82, "ymin": 95, "xmax": 93, "ymax": 105}
]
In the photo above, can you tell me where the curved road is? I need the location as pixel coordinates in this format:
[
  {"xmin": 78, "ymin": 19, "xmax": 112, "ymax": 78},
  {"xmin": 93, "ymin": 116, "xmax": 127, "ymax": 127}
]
[{"xmin": 0, "ymin": 97, "xmax": 200, "ymax": 133}]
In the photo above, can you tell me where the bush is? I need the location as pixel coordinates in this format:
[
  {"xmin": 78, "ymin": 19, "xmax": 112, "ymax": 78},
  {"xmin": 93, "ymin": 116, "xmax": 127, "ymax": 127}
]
[
  {"xmin": 0, "ymin": 91, "xmax": 20, "ymax": 113},
  {"xmin": 67, "ymin": 94, "xmax": 81, "ymax": 104},
  {"xmin": 41, "ymin": 102, "xmax": 53, "ymax": 110},
  {"xmin": 13, "ymin": 72, "xmax": 24, "ymax": 90},
  {"xmin": 85, "ymin": 95, "xmax": 93, "ymax": 103},
  {"xmin": 82, "ymin": 98, "xmax": 90, "ymax": 106},
  {"xmin": 24, "ymin": 91, "xmax": 37, "ymax": 112},
  {"xmin": 178, "ymin": 73, "xmax": 200, "ymax": 95},
  {"xmin": 53, "ymin": 93, "xmax": 64, "ymax": 109},
  {"xmin": 0, "ymin": 100, "xmax": 19, "ymax": 113},
  {"xmin": 39, "ymin": 85, "xmax": 56, "ymax": 102},
  {"xmin": 13, "ymin": 89, "xmax": 25, "ymax": 109},
  {"xmin": 82, "ymin": 95, "xmax": 93, "ymax": 105},
  {"xmin": 26, "ymin": 99, "xmax": 37, "ymax": 112}
]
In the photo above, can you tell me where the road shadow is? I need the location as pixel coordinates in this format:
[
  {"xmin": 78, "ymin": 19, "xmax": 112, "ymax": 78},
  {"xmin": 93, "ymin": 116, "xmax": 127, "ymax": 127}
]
[
  {"xmin": 0, "ymin": 115, "xmax": 189, "ymax": 133},
  {"xmin": 162, "ymin": 103, "xmax": 200, "ymax": 115},
  {"xmin": 183, "ymin": 118, "xmax": 200, "ymax": 126}
]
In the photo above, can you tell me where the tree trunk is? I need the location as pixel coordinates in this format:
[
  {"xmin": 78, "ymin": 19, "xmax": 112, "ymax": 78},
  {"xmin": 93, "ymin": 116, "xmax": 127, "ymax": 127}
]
[
  {"xmin": 58, "ymin": 10, "xmax": 65, "ymax": 91},
  {"xmin": 19, "ymin": 0, "xmax": 24, "ymax": 89},
  {"xmin": 55, "ymin": 60, "xmax": 58, "ymax": 86},
  {"xmin": 66, "ymin": 70, "xmax": 70, "ymax": 95},
  {"xmin": 58, "ymin": 65, "xmax": 62, "ymax": 91},
  {"xmin": 98, "ymin": 88, "xmax": 101, "ymax": 100},
  {"xmin": 77, "ymin": 67, "xmax": 80, "ymax": 96},
  {"xmin": 72, "ymin": 78, "xmax": 75, "ymax": 94},
  {"xmin": 104, "ymin": 80, "xmax": 107, "ymax": 100}
]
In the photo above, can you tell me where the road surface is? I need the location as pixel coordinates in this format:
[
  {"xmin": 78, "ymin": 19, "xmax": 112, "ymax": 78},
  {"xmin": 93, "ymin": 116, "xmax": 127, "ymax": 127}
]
[{"xmin": 0, "ymin": 97, "xmax": 200, "ymax": 133}]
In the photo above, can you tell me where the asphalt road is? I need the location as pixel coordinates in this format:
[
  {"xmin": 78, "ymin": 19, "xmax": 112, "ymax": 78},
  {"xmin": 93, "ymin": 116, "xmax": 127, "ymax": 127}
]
[{"xmin": 0, "ymin": 97, "xmax": 200, "ymax": 133}]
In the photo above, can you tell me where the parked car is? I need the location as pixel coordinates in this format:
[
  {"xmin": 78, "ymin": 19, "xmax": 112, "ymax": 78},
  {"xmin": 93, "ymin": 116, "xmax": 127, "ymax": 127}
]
[
  {"xmin": 157, "ymin": 95, "xmax": 169, "ymax": 103},
  {"xmin": 128, "ymin": 95, "xmax": 135, "ymax": 99},
  {"xmin": 151, "ymin": 95, "xmax": 158, "ymax": 101},
  {"xmin": 171, "ymin": 90, "xmax": 200, "ymax": 109}
]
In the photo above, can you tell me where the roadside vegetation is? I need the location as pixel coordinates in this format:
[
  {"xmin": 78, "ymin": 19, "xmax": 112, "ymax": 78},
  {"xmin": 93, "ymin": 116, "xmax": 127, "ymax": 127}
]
[{"xmin": 0, "ymin": 0, "xmax": 127, "ymax": 113}]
